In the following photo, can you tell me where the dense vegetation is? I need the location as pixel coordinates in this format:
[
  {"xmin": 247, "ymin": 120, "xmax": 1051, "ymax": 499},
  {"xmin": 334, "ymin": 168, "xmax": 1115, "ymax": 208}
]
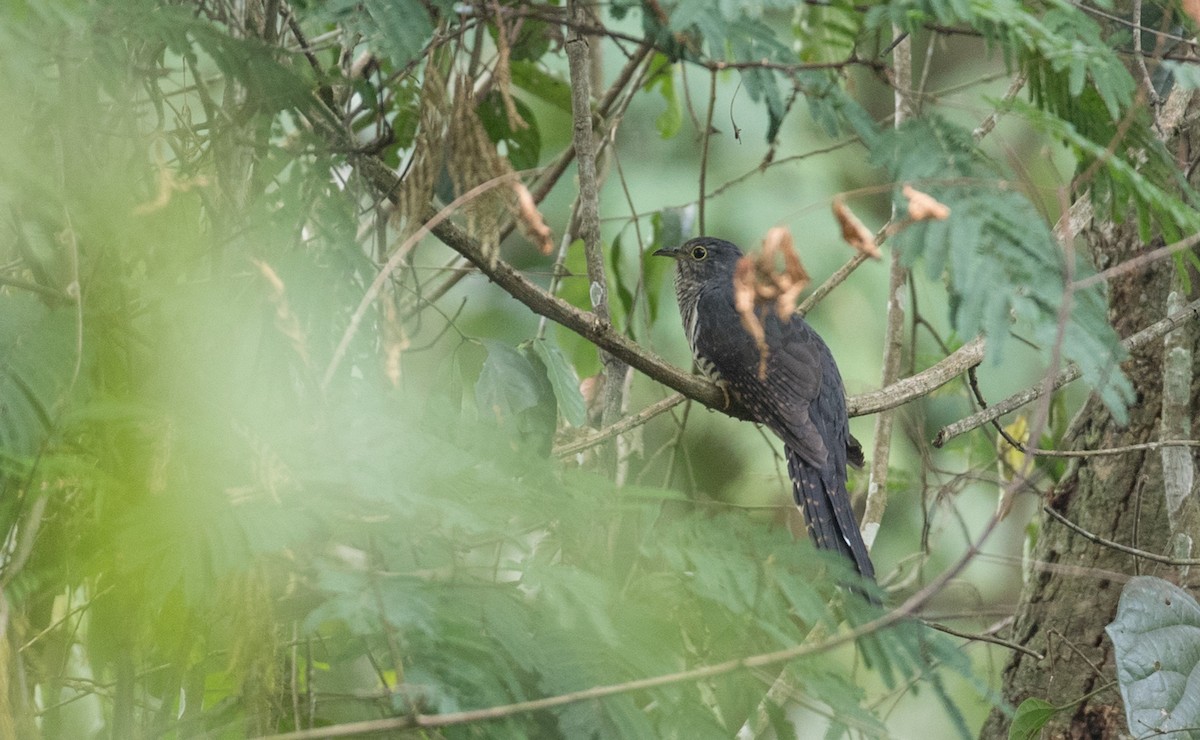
[{"xmin": 2, "ymin": 0, "xmax": 1198, "ymax": 737}]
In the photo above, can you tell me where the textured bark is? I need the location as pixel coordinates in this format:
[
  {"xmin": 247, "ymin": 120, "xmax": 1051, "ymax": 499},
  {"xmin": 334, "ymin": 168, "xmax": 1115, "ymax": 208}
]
[{"xmin": 979, "ymin": 100, "xmax": 1200, "ymax": 738}]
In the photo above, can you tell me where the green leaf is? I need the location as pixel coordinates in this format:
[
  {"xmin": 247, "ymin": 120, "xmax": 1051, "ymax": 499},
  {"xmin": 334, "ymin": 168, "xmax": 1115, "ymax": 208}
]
[
  {"xmin": 877, "ymin": 115, "xmax": 1133, "ymax": 421},
  {"xmin": 510, "ymin": 60, "xmax": 572, "ymax": 113},
  {"xmin": 529, "ymin": 338, "xmax": 586, "ymax": 427},
  {"xmin": 1008, "ymin": 697, "xmax": 1057, "ymax": 740},
  {"xmin": 646, "ymin": 57, "xmax": 683, "ymax": 139},
  {"xmin": 359, "ymin": 0, "xmax": 434, "ymax": 67},
  {"xmin": 476, "ymin": 89, "xmax": 542, "ymax": 170},
  {"xmin": 475, "ymin": 340, "xmax": 543, "ymax": 424},
  {"xmin": 1106, "ymin": 576, "xmax": 1200, "ymax": 737},
  {"xmin": 764, "ymin": 698, "xmax": 796, "ymax": 740},
  {"xmin": 0, "ymin": 295, "xmax": 81, "ymax": 461}
]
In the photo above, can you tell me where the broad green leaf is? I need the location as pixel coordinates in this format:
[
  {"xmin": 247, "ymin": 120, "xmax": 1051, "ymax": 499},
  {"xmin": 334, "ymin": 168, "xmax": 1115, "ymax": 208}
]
[
  {"xmin": 646, "ymin": 57, "xmax": 682, "ymax": 140},
  {"xmin": 477, "ymin": 89, "xmax": 542, "ymax": 170},
  {"xmin": 476, "ymin": 340, "xmax": 543, "ymax": 424},
  {"xmin": 0, "ymin": 295, "xmax": 81, "ymax": 460},
  {"xmin": 510, "ymin": 60, "xmax": 572, "ymax": 113},
  {"xmin": 1106, "ymin": 576, "xmax": 1200, "ymax": 737},
  {"xmin": 1008, "ymin": 697, "xmax": 1057, "ymax": 740},
  {"xmin": 611, "ymin": 232, "xmax": 635, "ymax": 329},
  {"xmin": 529, "ymin": 338, "xmax": 587, "ymax": 427},
  {"xmin": 360, "ymin": 0, "xmax": 434, "ymax": 67}
]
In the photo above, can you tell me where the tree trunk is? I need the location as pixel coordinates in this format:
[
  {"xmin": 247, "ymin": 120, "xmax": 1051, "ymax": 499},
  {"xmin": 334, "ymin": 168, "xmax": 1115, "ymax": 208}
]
[{"xmin": 980, "ymin": 99, "xmax": 1200, "ymax": 738}]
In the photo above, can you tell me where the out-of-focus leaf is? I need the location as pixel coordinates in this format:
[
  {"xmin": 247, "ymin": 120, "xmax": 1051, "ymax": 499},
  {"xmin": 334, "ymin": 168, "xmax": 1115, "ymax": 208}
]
[
  {"xmin": 476, "ymin": 89, "xmax": 542, "ymax": 170},
  {"xmin": 1106, "ymin": 576, "xmax": 1200, "ymax": 737},
  {"xmin": 1162, "ymin": 60, "xmax": 1200, "ymax": 90},
  {"xmin": 510, "ymin": 60, "xmax": 572, "ymax": 113},
  {"xmin": 0, "ymin": 295, "xmax": 81, "ymax": 460},
  {"xmin": 476, "ymin": 340, "xmax": 543, "ymax": 424},
  {"xmin": 765, "ymin": 699, "xmax": 796, "ymax": 740},
  {"xmin": 645, "ymin": 56, "xmax": 682, "ymax": 139},
  {"xmin": 529, "ymin": 338, "xmax": 586, "ymax": 427},
  {"xmin": 495, "ymin": 14, "xmax": 551, "ymax": 61},
  {"xmin": 646, "ymin": 207, "xmax": 693, "ymax": 324}
]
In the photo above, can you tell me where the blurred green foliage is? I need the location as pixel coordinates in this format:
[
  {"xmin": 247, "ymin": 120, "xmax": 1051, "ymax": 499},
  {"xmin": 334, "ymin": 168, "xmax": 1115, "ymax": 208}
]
[{"xmin": 0, "ymin": 0, "xmax": 1191, "ymax": 737}]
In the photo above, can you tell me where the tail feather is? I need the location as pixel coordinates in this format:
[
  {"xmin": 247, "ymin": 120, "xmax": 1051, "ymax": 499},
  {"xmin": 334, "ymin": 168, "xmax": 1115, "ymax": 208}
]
[{"xmin": 787, "ymin": 448, "xmax": 876, "ymax": 586}]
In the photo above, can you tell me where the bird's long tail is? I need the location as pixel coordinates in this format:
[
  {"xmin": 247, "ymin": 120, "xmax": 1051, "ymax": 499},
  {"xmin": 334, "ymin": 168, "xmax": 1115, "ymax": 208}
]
[{"xmin": 786, "ymin": 449, "xmax": 876, "ymax": 587}]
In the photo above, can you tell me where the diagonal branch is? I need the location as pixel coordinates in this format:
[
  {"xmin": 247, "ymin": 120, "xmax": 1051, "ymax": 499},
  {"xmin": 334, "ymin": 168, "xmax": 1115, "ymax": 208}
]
[
  {"xmin": 934, "ymin": 298, "xmax": 1200, "ymax": 446},
  {"xmin": 350, "ymin": 156, "xmax": 985, "ymax": 421}
]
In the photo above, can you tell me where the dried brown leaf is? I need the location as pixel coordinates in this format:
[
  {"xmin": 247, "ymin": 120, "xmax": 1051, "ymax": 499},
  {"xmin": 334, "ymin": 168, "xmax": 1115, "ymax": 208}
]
[
  {"xmin": 254, "ymin": 259, "xmax": 310, "ymax": 365},
  {"xmin": 512, "ymin": 182, "xmax": 555, "ymax": 254},
  {"xmin": 832, "ymin": 197, "xmax": 880, "ymax": 259},
  {"xmin": 733, "ymin": 256, "xmax": 770, "ymax": 380},
  {"xmin": 761, "ymin": 227, "xmax": 809, "ymax": 318},
  {"xmin": 903, "ymin": 184, "xmax": 951, "ymax": 221},
  {"xmin": 380, "ymin": 288, "xmax": 409, "ymax": 388}
]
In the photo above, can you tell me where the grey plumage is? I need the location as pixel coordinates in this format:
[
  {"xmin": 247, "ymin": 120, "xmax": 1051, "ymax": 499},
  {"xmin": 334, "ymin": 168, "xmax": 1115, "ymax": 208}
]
[{"xmin": 655, "ymin": 236, "xmax": 875, "ymax": 585}]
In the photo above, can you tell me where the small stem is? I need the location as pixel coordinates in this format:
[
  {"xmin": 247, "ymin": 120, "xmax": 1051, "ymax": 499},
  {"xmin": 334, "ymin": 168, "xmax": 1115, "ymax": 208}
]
[
  {"xmin": 862, "ymin": 30, "xmax": 912, "ymax": 549},
  {"xmin": 567, "ymin": 0, "xmax": 629, "ymax": 466},
  {"xmin": 698, "ymin": 68, "xmax": 717, "ymax": 234}
]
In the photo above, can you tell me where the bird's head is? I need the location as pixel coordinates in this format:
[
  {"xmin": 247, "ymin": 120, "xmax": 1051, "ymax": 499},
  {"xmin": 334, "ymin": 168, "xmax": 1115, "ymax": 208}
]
[{"xmin": 652, "ymin": 236, "xmax": 743, "ymax": 281}]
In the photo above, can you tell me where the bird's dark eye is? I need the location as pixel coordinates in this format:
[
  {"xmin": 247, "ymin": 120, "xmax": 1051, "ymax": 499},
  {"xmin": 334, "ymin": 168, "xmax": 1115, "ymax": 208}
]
[{"xmin": 690, "ymin": 245, "xmax": 708, "ymax": 260}]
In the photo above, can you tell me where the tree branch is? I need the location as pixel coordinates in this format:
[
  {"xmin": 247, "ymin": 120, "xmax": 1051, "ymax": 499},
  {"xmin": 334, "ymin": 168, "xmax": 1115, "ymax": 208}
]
[
  {"xmin": 350, "ymin": 153, "xmax": 987, "ymax": 423},
  {"xmin": 933, "ymin": 298, "xmax": 1200, "ymax": 446},
  {"xmin": 1042, "ymin": 505, "xmax": 1200, "ymax": 566}
]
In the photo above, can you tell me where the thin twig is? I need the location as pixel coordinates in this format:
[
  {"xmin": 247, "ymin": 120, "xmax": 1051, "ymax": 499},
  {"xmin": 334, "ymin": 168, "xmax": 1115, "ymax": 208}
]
[
  {"xmin": 1042, "ymin": 505, "xmax": 1200, "ymax": 566},
  {"xmin": 923, "ymin": 620, "xmax": 1044, "ymax": 661},
  {"xmin": 1071, "ymin": 231, "xmax": 1200, "ymax": 291},
  {"xmin": 322, "ymin": 171, "xmax": 524, "ymax": 389},
  {"xmin": 934, "ymin": 298, "xmax": 1200, "ymax": 446},
  {"xmin": 862, "ymin": 29, "xmax": 912, "ymax": 549},
  {"xmin": 1024, "ymin": 439, "xmax": 1200, "ymax": 459},
  {"xmin": 698, "ymin": 68, "xmax": 717, "ymax": 234},
  {"xmin": 796, "ymin": 251, "xmax": 871, "ymax": 316},
  {"xmin": 972, "ymin": 72, "xmax": 1027, "ymax": 141},
  {"xmin": 554, "ymin": 394, "xmax": 686, "ymax": 457}
]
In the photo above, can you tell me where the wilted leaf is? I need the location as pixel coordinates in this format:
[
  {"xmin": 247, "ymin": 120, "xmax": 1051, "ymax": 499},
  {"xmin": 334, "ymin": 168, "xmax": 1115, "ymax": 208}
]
[
  {"xmin": 832, "ymin": 197, "xmax": 881, "ymax": 258},
  {"xmin": 512, "ymin": 182, "xmax": 554, "ymax": 254},
  {"xmin": 1184, "ymin": 0, "xmax": 1200, "ymax": 28},
  {"xmin": 1106, "ymin": 576, "xmax": 1200, "ymax": 737},
  {"xmin": 731, "ymin": 228, "xmax": 812, "ymax": 380},
  {"xmin": 732, "ymin": 256, "xmax": 770, "ymax": 380},
  {"xmin": 903, "ymin": 184, "xmax": 951, "ymax": 221}
]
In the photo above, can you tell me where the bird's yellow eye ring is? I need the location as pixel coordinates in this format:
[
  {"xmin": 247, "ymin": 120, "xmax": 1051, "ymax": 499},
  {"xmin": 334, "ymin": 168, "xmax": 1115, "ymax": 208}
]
[{"xmin": 690, "ymin": 245, "xmax": 708, "ymax": 260}]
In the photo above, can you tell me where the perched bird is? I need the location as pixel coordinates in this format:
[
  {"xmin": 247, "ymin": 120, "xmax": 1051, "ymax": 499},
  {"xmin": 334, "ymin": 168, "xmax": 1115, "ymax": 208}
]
[{"xmin": 655, "ymin": 236, "xmax": 876, "ymax": 589}]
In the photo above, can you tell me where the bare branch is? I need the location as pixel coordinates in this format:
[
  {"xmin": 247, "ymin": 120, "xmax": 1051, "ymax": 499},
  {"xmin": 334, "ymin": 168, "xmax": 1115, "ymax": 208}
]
[
  {"xmin": 1043, "ymin": 506, "xmax": 1200, "ymax": 566},
  {"xmin": 934, "ymin": 298, "xmax": 1200, "ymax": 446},
  {"xmin": 923, "ymin": 619, "xmax": 1045, "ymax": 661}
]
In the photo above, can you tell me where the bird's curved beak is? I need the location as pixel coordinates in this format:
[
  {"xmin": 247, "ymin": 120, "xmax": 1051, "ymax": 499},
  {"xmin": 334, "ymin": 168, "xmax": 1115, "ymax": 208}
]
[{"xmin": 652, "ymin": 246, "xmax": 682, "ymax": 258}]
